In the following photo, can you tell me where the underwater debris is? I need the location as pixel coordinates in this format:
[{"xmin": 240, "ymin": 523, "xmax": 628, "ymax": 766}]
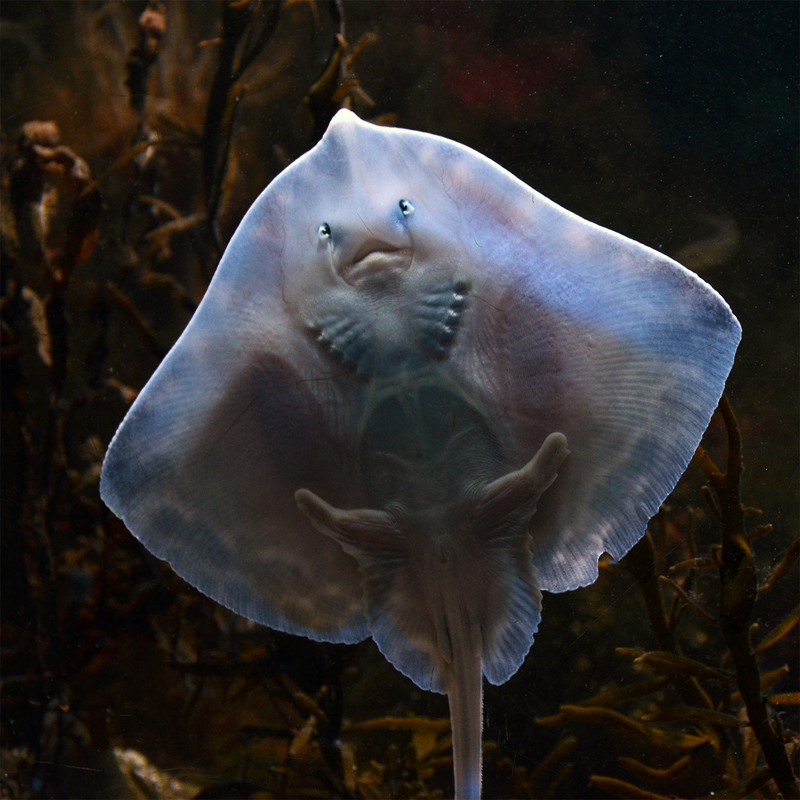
[
  {"xmin": 125, "ymin": 2, "xmax": 168, "ymax": 116},
  {"xmin": 19, "ymin": 285, "xmax": 51, "ymax": 367},
  {"xmin": 675, "ymin": 214, "xmax": 741, "ymax": 273},
  {"xmin": 114, "ymin": 745, "xmax": 201, "ymax": 799}
]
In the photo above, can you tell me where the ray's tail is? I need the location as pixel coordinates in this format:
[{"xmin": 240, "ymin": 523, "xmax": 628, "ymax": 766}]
[{"xmin": 446, "ymin": 625, "xmax": 484, "ymax": 799}]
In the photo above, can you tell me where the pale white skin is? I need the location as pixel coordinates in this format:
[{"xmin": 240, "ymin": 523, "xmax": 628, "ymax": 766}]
[{"xmin": 101, "ymin": 110, "xmax": 741, "ymax": 799}]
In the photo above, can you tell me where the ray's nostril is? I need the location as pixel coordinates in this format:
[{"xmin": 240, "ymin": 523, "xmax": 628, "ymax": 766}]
[{"xmin": 399, "ymin": 199, "xmax": 415, "ymax": 217}]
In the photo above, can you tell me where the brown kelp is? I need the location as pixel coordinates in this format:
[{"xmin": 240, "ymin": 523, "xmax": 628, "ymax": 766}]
[{"xmin": 534, "ymin": 398, "xmax": 798, "ymax": 799}]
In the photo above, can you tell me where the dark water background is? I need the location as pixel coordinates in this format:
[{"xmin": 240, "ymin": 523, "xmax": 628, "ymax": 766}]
[{"xmin": 1, "ymin": 2, "xmax": 797, "ymax": 798}]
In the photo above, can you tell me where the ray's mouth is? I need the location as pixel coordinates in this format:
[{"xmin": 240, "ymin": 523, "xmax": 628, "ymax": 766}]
[{"xmin": 339, "ymin": 240, "xmax": 413, "ymax": 287}]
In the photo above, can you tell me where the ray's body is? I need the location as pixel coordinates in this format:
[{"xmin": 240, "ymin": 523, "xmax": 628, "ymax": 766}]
[{"xmin": 101, "ymin": 111, "xmax": 741, "ymax": 799}]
